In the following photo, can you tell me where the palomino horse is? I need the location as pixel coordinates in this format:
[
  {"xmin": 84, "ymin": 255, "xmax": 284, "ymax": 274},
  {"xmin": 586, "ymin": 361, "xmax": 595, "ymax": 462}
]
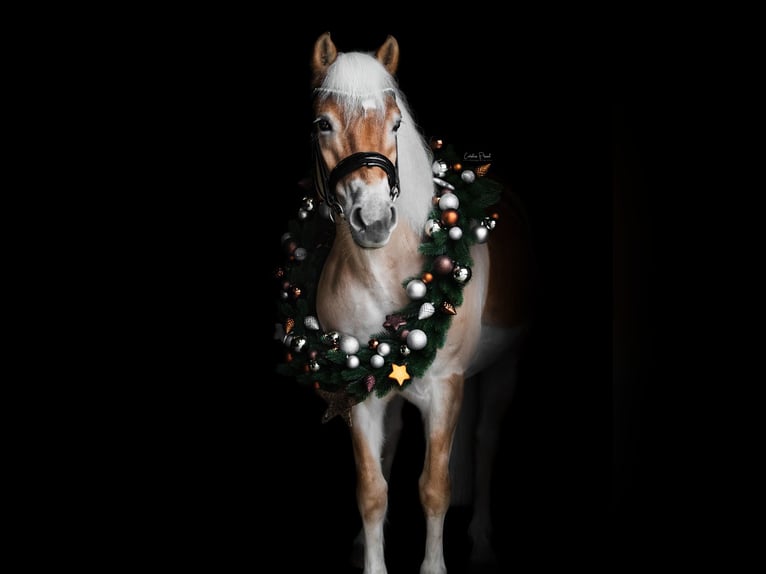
[{"xmin": 277, "ymin": 32, "xmax": 532, "ymax": 573}]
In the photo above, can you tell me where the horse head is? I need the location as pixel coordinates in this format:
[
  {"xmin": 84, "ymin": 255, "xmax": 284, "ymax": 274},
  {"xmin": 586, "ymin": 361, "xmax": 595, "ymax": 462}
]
[{"xmin": 311, "ymin": 32, "xmax": 402, "ymax": 248}]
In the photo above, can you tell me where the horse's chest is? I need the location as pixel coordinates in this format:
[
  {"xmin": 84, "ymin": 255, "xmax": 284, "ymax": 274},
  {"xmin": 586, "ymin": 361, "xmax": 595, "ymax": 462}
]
[
  {"xmin": 317, "ymin": 268, "xmax": 406, "ymax": 339},
  {"xmin": 318, "ymin": 282, "xmax": 401, "ymax": 337}
]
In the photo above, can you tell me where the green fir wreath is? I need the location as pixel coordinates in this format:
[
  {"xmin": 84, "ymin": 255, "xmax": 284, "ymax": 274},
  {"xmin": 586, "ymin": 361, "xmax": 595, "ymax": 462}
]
[{"xmin": 274, "ymin": 142, "xmax": 502, "ymax": 425}]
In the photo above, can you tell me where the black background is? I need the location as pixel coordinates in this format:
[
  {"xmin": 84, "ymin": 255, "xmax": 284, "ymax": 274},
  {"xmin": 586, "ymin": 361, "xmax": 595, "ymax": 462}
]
[{"xmin": 124, "ymin": 21, "xmax": 693, "ymax": 573}]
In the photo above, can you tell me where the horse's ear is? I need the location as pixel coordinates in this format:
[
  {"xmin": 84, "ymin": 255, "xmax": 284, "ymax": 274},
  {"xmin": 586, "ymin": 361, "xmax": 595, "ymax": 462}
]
[
  {"xmin": 311, "ymin": 32, "xmax": 338, "ymax": 87},
  {"xmin": 375, "ymin": 35, "xmax": 399, "ymax": 75}
]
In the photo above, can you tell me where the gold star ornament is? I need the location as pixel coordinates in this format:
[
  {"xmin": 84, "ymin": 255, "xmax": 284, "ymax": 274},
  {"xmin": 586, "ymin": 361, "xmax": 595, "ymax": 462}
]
[{"xmin": 388, "ymin": 363, "xmax": 411, "ymax": 386}]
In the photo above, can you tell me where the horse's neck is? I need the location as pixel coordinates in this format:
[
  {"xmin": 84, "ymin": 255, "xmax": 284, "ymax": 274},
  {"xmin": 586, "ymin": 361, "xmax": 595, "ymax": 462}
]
[
  {"xmin": 316, "ymin": 121, "xmax": 433, "ymax": 337},
  {"xmin": 317, "ymin": 222, "xmax": 423, "ymax": 337}
]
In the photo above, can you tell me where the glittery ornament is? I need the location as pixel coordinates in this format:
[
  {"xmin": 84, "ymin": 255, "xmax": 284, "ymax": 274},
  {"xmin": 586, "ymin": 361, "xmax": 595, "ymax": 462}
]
[
  {"xmin": 316, "ymin": 388, "xmax": 359, "ymax": 427},
  {"xmin": 285, "ymin": 317, "xmax": 295, "ymax": 334},
  {"xmin": 440, "ymin": 301, "xmax": 457, "ymax": 315},
  {"xmin": 476, "ymin": 163, "xmax": 491, "ymax": 177},
  {"xmin": 418, "ymin": 302, "xmax": 436, "ymax": 320},
  {"xmin": 461, "ymin": 170, "xmax": 476, "ymax": 183},
  {"xmin": 304, "ymin": 316, "xmax": 320, "ymax": 330},
  {"xmin": 308, "ymin": 359, "xmax": 320, "ymax": 372},
  {"xmin": 291, "ymin": 286, "xmax": 302, "ymax": 299},
  {"xmin": 482, "ymin": 216, "xmax": 497, "ymax": 230},
  {"xmin": 301, "ymin": 197, "xmax": 315, "ymax": 211},
  {"xmin": 383, "ymin": 314, "xmax": 407, "ymax": 332},
  {"xmin": 400, "ymin": 345, "xmax": 411, "ymax": 357},
  {"xmin": 364, "ymin": 374, "xmax": 376, "ymax": 392}
]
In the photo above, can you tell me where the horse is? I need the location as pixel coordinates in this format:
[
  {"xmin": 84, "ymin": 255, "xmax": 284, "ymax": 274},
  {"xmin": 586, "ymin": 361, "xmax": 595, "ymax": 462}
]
[{"xmin": 276, "ymin": 32, "xmax": 532, "ymax": 573}]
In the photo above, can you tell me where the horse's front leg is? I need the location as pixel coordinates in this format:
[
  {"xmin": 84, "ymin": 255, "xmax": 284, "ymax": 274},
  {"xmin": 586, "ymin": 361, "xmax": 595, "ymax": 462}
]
[
  {"xmin": 419, "ymin": 372, "xmax": 464, "ymax": 574},
  {"xmin": 351, "ymin": 396, "xmax": 390, "ymax": 574}
]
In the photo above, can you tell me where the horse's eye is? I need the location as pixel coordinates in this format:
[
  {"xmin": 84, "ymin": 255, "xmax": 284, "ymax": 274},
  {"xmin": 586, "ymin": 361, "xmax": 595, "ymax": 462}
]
[
  {"xmin": 393, "ymin": 119, "xmax": 402, "ymax": 132},
  {"xmin": 315, "ymin": 118, "xmax": 332, "ymax": 132}
]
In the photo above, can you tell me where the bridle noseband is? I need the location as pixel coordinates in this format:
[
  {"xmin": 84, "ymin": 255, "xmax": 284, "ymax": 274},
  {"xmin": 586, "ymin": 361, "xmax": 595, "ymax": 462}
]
[{"xmin": 311, "ymin": 99, "xmax": 401, "ymax": 219}]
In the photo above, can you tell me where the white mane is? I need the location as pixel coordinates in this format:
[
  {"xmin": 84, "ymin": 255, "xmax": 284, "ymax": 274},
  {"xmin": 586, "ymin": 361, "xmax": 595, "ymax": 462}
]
[{"xmin": 315, "ymin": 51, "xmax": 435, "ymax": 233}]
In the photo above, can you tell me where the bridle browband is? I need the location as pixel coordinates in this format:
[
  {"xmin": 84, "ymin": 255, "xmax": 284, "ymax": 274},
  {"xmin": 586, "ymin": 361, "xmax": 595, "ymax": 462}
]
[{"xmin": 311, "ymin": 91, "xmax": 401, "ymax": 219}]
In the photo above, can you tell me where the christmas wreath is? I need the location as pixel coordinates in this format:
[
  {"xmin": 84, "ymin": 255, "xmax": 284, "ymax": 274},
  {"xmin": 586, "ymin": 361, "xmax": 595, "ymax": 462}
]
[{"xmin": 274, "ymin": 141, "xmax": 502, "ymax": 425}]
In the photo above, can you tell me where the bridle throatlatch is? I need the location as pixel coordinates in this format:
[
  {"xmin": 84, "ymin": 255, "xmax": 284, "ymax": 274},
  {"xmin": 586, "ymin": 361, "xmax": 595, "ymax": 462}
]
[{"xmin": 312, "ymin": 137, "xmax": 400, "ymax": 219}]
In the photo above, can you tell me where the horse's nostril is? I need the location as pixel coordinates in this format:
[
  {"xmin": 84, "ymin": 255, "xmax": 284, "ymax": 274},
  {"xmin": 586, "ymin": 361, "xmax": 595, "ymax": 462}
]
[
  {"xmin": 390, "ymin": 206, "xmax": 397, "ymax": 226},
  {"xmin": 350, "ymin": 206, "xmax": 366, "ymax": 231}
]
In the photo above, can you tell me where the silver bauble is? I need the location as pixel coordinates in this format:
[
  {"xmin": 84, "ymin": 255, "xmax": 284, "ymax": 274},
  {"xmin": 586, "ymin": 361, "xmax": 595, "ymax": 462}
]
[
  {"xmin": 346, "ymin": 354, "xmax": 360, "ymax": 369},
  {"xmin": 472, "ymin": 224, "xmax": 489, "ymax": 243},
  {"xmin": 461, "ymin": 169, "xmax": 476, "ymax": 183},
  {"xmin": 339, "ymin": 335, "xmax": 360, "ymax": 355},
  {"xmin": 406, "ymin": 329, "xmax": 428, "ymax": 350},
  {"xmin": 370, "ymin": 354, "xmax": 385, "ymax": 368},
  {"xmin": 438, "ymin": 192, "xmax": 460, "ymax": 211},
  {"xmin": 376, "ymin": 342, "xmax": 391, "ymax": 357},
  {"xmin": 448, "ymin": 226, "xmax": 463, "ymax": 240},
  {"xmin": 406, "ymin": 279, "xmax": 427, "ymax": 300},
  {"xmin": 453, "ymin": 265, "xmax": 472, "ymax": 284}
]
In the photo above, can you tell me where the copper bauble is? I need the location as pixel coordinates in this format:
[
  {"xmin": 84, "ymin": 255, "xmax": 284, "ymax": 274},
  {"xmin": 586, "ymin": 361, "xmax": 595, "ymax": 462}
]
[{"xmin": 433, "ymin": 255, "xmax": 454, "ymax": 275}]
